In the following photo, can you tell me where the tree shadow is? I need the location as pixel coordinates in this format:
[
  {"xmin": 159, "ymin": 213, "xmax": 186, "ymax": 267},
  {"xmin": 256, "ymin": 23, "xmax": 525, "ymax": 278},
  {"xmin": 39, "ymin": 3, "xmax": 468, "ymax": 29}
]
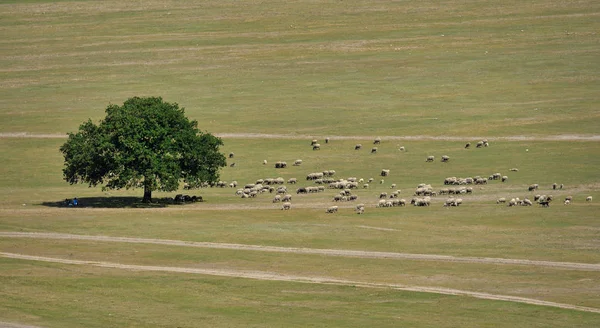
[{"xmin": 40, "ymin": 196, "xmax": 200, "ymax": 209}]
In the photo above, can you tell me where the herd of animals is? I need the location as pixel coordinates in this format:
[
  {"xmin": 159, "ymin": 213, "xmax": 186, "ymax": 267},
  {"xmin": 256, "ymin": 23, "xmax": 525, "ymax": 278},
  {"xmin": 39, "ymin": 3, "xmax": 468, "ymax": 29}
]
[{"xmin": 182, "ymin": 138, "xmax": 592, "ymax": 213}]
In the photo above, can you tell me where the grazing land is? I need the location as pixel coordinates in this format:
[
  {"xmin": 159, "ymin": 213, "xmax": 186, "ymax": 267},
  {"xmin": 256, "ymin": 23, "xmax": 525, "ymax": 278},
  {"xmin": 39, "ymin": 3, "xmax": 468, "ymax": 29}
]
[{"xmin": 1, "ymin": 1, "xmax": 599, "ymax": 327}]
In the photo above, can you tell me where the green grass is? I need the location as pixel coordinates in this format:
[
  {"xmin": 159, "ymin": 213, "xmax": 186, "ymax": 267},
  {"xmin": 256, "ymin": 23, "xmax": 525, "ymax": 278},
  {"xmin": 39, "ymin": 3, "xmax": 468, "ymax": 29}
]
[{"xmin": 1, "ymin": 1, "xmax": 600, "ymax": 327}]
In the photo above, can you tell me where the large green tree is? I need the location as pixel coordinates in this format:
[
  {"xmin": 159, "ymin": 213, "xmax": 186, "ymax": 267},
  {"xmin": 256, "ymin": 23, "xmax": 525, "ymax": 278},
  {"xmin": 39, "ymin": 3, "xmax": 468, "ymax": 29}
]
[{"xmin": 60, "ymin": 96, "xmax": 226, "ymax": 202}]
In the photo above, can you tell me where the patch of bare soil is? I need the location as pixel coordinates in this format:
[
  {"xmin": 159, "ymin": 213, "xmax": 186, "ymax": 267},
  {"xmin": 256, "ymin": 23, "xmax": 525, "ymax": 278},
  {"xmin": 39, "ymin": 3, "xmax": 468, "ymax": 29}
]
[
  {"xmin": 1, "ymin": 132, "xmax": 600, "ymax": 141},
  {"xmin": 2, "ymin": 232, "xmax": 598, "ymax": 271},
  {"xmin": 1, "ymin": 251, "xmax": 599, "ymax": 314}
]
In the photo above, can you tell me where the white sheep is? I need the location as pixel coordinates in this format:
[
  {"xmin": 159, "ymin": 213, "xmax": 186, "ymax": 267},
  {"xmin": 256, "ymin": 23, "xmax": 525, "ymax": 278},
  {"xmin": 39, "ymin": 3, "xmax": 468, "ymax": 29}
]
[
  {"xmin": 281, "ymin": 202, "xmax": 291, "ymax": 210},
  {"xmin": 564, "ymin": 199, "xmax": 570, "ymax": 205},
  {"xmin": 293, "ymin": 159, "xmax": 303, "ymax": 166},
  {"xmin": 282, "ymin": 194, "xmax": 292, "ymax": 202},
  {"xmin": 326, "ymin": 206, "xmax": 339, "ymax": 213},
  {"xmin": 441, "ymin": 155, "xmax": 450, "ymax": 162},
  {"xmin": 380, "ymin": 169, "xmax": 390, "ymax": 177},
  {"xmin": 374, "ymin": 137, "xmax": 381, "ymax": 144},
  {"xmin": 263, "ymin": 160, "xmax": 267, "ymax": 165},
  {"xmin": 496, "ymin": 197, "xmax": 506, "ymax": 204},
  {"xmin": 586, "ymin": 196, "xmax": 593, "ymax": 202},
  {"xmin": 312, "ymin": 143, "xmax": 321, "ymax": 150},
  {"xmin": 390, "ymin": 183, "xmax": 396, "ymax": 189},
  {"xmin": 371, "ymin": 147, "xmax": 378, "ymax": 153},
  {"xmin": 272, "ymin": 195, "xmax": 282, "ymax": 203},
  {"xmin": 399, "ymin": 146, "xmax": 405, "ymax": 151},
  {"xmin": 426, "ymin": 156, "xmax": 434, "ymax": 162},
  {"xmin": 355, "ymin": 144, "xmax": 362, "ymax": 150}
]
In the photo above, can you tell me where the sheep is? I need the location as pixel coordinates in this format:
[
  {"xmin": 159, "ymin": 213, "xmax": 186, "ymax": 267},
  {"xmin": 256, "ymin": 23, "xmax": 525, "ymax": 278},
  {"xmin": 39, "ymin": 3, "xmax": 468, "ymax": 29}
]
[
  {"xmin": 293, "ymin": 159, "xmax": 303, "ymax": 166},
  {"xmin": 522, "ymin": 198, "xmax": 533, "ymax": 206},
  {"xmin": 508, "ymin": 198, "xmax": 517, "ymax": 207},
  {"xmin": 476, "ymin": 141, "xmax": 484, "ymax": 148},
  {"xmin": 380, "ymin": 179, "xmax": 385, "ymax": 185},
  {"xmin": 587, "ymin": 196, "xmax": 593, "ymax": 202},
  {"xmin": 368, "ymin": 178, "xmax": 374, "ymax": 183},
  {"xmin": 496, "ymin": 197, "xmax": 506, "ymax": 204},
  {"xmin": 282, "ymin": 194, "xmax": 292, "ymax": 202},
  {"xmin": 398, "ymin": 199, "xmax": 407, "ymax": 206},
  {"xmin": 502, "ymin": 176, "xmax": 508, "ymax": 182},
  {"xmin": 552, "ymin": 183, "xmax": 557, "ymax": 190},
  {"xmin": 363, "ymin": 183, "xmax": 369, "ymax": 189},
  {"xmin": 333, "ymin": 195, "xmax": 343, "ymax": 202},
  {"xmin": 559, "ymin": 184, "xmax": 564, "ymax": 189},
  {"xmin": 377, "ymin": 199, "xmax": 387, "ymax": 207},
  {"xmin": 565, "ymin": 196, "xmax": 573, "ymax": 202},
  {"xmin": 465, "ymin": 142, "xmax": 471, "ymax": 149},
  {"xmin": 263, "ymin": 160, "xmax": 267, "ymax": 165},
  {"xmin": 272, "ymin": 195, "xmax": 282, "ymax": 203},
  {"xmin": 311, "ymin": 139, "xmax": 318, "ymax": 146},
  {"xmin": 282, "ymin": 202, "xmax": 292, "ymax": 210},
  {"xmin": 275, "ymin": 161, "xmax": 287, "ymax": 169},
  {"xmin": 426, "ymin": 156, "xmax": 434, "ymax": 162},
  {"xmin": 326, "ymin": 206, "xmax": 339, "ymax": 213},
  {"xmin": 325, "ymin": 137, "xmax": 330, "ymax": 144},
  {"xmin": 510, "ymin": 168, "xmax": 519, "ymax": 172},
  {"xmin": 390, "ymin": 183, "xmax": 396, "ymax": 189},
  {"xmin": 348, "ymin": 195, "xmax": 358, "ymax": 201},
  {"xmin": 355, "ymin": 144, "xmax": 362, "ymax": 150},
  {"xmin": 228, "ymin": 152, "xmax": 234, "ymax": 159},
  {"xmin": 355, "ymin": 204, "xmax": 365, "ymax": 214},
  {"xmin": 564, "ymin": 199, "xmax": 571, "ymax": 205},
  {"xmin": 528, "ymin": 184, "xmax": 539, "ymax": 191},
  {"xmin": 312, "ymin": 143, "xmax": 321, "ymax": 150},
  {"xmin": 229, "ymin": 162, "xmax": 236, "ymax": 167},
  {"xmin": 296, "ymin": 187, "xmax": 308, "ymax": 194},
  {"xmin": 371, "ymin": 147, "xmax": 378, "ymax": 153},
  {"xmin": 379, "ymin": 192, "xmax": 388, "ymax": 199},
  {"xmin": 374, "ymin": 137, "xmax": 381, "ymax": 144},
  {"xmin": 399, "ymin": 146, "xmax": 405, "ymax": 151},
  {"xmin": 441, "ymin": 155, "xmax": 450, "ymax": 162},
  {"xmin": 380, "ymin": 169, "xmax": 390, "ymax": 177}
]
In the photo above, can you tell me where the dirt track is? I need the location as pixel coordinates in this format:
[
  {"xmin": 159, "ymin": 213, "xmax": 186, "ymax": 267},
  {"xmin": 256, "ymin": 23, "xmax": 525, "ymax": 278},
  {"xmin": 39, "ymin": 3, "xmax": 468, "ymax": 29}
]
[
  {"xmin": 2, "ymin": 251, "xmax": 599, "ymax": 314},
  {"xmin": 2, "ymin": 132, "xmax": 600, "ymax": 141},
  {"xmin": 2, "ymin": 232, "xmax": 599, "ymax": 271}
]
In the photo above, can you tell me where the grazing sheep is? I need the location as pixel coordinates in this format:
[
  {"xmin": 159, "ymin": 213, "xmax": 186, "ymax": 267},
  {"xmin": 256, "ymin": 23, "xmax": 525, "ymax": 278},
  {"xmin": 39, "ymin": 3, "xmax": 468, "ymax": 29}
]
[
  {"xmin": 380, "ymin": 179, "xmax": 384, "ymax": 184},
  {"xmin": 275, "ymin": 161, "xmax": 287, "ymax": 169},
  {"xmin": 355, "ymin": 144, "xmax": 362, "ymax": 150},
  {"xmin": 399, "ymin": 146, "xmax": 405, "ymax": 151},
  {"xmin": 228, "ymin": 152, "xmax": 234, "ymax": 158},
  {"xmin": 586, "ymin": 196, "xmax": 592, "ymax": 202},
  {"xmin": 564, "ymin": 199, "xmax": 571, "ymax": 205},
  {"xmin": 326, "ymin": 206, "xmax": 339, "ymax": 213},
  {"xmin": 496, "ymin": 197, "xmax": 506, "ymax": 204},
  {"xmin": 333, "ymin": 195, "xmax": 343, "ymax": 202},
  {"xmin": 390, "ymin": 183, "xmax": 396, "ymax": 189},
  {"xmin": 398, "ymin": 199, "xmax": 407, "ymax": 206},
  {"xmin": 465, "ymin": 142, "xmax": 471, "ymax": 149},
  {"xmin": 288, "ymin": 178, "xmax": 297, "ymax": 184},
  {"xmin": 379, "ymin": 192, "xmax": 388, "ymax": 199},
  {"xmin": 293, "ymin": 159, "xmax": 303, "ymax": 166},
  {"xmin": 363, "ymin": 183, "xmax": 369, "ymax": 189},
  {"xmin": 311, "ymin": 139, "xmax": 318, "ymax": 146},
  {"xmin": 508, "ymin": 198, "xmax": 517, "ymax": 207},
  {"xmin": 371, "ymin": 147, "xmax": 378, "ymax": 153},
  {"xmin": 272, "ymin": 195, "xmax": 282, "ymax": 203},
  {"xmin": 381, "ymin": 169, "xmax": 390, "ymax": 177},
  {"xmin": 510, "ymin": 168, "xmax": 519, "ymax": 172},
  {"xmin": 476, "ymin": 141, "xmax": 484, "ymax": 148},
  {"xmin": 368, "ymin": 178, "xmax": 374, "ymax": 183},
  {"xmin": 355, "ymin": 204, "xmax": 365, "ymax": 214},
  {"xmin": 325, "ymin": 137, "xmax": 330, "ymax": 144},
  {"xmin": 282, "ymin": 202, "xmax": 292, "ymax": 210},
  {"xmin": 282, "ymin": 194, "xmax": 292, "ymax": 202},
  {"xmin": 559, "ymin": 184, "xmax": 564, "ymax": 189},
  {"xmin": 296, "ymin": 187, "xmax": 308, "ymax": 194},
  {"xmin": 502, "ymin": 176, "xmax": 508, "ymax": 182},
  {"xmin": 426, "ymin": 156, "xmax": 434, "ymax": 162},
  {"xmin": 552, "ymin": 183, "xmax": 557, "ymax": 190},
  {"xmin": 229, "ymin": 162, "xmax": 236, "ymax": 167},
  {"xmin": 565, "ymin": 196, "xmax": 573, "ymax": 202},
  {"xmin": 528, "ymin": 184, "xmax": 539, "ymax": 191},
  {"xmin": 441, "ymin": 155, "xmax": 450, "ymax": 162},
  {"xmin": 374, "ymin": 137, "xmax": 381, "ymax": 144},
  {"xmin": 263, "ymin": 160, "xmax": 267, "ymax": 165},
  {"xmin": 312, "ymin": 143, "xmax": 321, "ymax": 150},
  {"xmin": 377, "ymin": 199, "xmax": 387, "ymax": 207}
]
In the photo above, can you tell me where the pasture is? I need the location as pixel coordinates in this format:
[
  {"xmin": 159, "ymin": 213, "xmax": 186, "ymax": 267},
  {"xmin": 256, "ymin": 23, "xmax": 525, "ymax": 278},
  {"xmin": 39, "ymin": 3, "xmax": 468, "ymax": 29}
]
[{"xmin": 1, "ymin": 0, "xmax": 599, "ymax": 327}]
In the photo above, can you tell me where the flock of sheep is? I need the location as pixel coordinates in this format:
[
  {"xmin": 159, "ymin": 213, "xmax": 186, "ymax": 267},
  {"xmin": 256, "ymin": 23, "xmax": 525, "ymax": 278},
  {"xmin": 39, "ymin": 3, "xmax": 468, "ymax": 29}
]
[{"xmin": 206, "ymin": 137, "xmax": 593, "ymax": 213}]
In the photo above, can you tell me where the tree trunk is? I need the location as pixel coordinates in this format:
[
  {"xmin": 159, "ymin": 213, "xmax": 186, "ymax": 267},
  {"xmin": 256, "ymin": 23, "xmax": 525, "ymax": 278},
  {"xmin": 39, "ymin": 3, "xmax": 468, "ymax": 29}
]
[{"xmin": 142, "ymin": 184, "xmax": 152, "ymax": 203}]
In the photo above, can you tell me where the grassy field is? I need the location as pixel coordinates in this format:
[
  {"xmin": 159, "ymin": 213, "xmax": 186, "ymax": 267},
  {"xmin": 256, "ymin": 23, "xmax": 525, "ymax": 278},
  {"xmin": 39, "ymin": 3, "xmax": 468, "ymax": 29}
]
[{"xmin": 1, "ymin": 0, "xmax": 600, "ymax": 327}]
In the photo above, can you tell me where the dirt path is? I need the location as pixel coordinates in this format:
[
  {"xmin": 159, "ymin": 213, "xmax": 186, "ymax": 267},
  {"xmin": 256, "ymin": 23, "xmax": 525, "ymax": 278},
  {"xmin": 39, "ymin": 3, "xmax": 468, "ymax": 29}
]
[
  {"xmin": 2, "ymin": 251, "xmax": 599, "ymax": 314},
  {"xmin": 0, "ymin": 323, "xmax": 43, "ymax": 328},
  {"xmin": 2, "ymin": 132, "xmax": 600, "ymax": 141},
  {"xmin": 2, "ymin": 232, "xmax": 599, "ymax": 271}
]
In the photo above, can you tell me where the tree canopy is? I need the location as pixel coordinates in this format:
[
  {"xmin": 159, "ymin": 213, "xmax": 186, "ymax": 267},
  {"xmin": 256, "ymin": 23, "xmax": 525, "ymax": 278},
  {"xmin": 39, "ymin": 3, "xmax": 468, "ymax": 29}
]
[{"xmin": 60, "ymin": 96, "xmax": 227, "ymax": 202}]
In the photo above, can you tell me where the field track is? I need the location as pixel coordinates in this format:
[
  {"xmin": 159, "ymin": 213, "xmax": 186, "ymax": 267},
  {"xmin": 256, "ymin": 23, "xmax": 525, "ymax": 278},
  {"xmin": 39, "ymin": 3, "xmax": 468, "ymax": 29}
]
[
  {"xmin": 2, "ymin": 251, "xmax": 599, "ymax": 314},
  {"xmin": 2, "ymin": 232, "xmax": 599, "ymax": 271},
  {"xmin": 1, "ymin": 132, "xmax": 600, "ymax": 141}
]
